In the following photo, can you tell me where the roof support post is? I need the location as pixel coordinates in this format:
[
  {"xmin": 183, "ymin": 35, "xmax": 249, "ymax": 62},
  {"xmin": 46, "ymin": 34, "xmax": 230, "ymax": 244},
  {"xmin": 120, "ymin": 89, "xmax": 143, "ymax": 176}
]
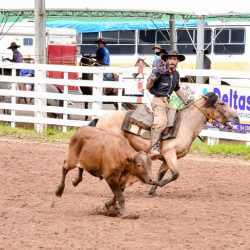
[
  {"xmin": 169, "ymin": 14, "xmax": 177, "ymax": 50},
  {"xmin": 34, "ymin": 0, "xmax": 47, "ymax": 132},
  {"xmin": 196, "ymin": 15, "xmax": 205, "ymax": 83}
]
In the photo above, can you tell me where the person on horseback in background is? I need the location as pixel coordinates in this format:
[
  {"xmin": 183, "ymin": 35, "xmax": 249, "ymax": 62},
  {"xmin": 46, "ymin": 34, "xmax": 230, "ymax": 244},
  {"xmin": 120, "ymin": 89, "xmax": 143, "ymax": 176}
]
[
  {"xmin": 146, "ymin": 50, "xmax": 189, "ymax": 154},
  {"xmin": 4, "ymin": 42, "xmax": 23, "ymax": 63},
  {"xmin": 94, "ymin": 38, "xmax": 114, "ymax": 82}
]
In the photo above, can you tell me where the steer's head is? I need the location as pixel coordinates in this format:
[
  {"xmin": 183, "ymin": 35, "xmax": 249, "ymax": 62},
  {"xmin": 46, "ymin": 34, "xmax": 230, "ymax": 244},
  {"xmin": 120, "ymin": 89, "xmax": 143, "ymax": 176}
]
[{"xmin": 127, "ymin": 151, "xmax": 156, "ymax": 185}]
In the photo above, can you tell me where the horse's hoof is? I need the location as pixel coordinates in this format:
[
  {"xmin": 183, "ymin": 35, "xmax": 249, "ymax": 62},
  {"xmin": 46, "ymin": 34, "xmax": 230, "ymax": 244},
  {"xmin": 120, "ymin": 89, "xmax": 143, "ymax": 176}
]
[
  {"xmin": 72, "ymin": 179, "xmax": 80, "ymax": 187},
  {"xmin": 148, "ymin": 191, "xmax": 157, "ymax": 197},
  {"xmin": 55, "ymin": 186, "xmax": 63, "ymax": 197}
]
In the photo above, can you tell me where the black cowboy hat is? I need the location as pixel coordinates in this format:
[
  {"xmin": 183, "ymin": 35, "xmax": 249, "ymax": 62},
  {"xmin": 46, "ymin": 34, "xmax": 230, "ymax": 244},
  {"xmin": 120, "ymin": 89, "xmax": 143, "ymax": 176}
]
[
  {"xmin": 7, "ymin": 42, "xmax": 20, "ymax": 49},
  {"xmin": 192, "ymin": 48, "xmax": 209, "ymax": 54},
  {"xmin": 161, "ymin": 50, "xmax": 185, "ymax": 62},
  {"xmin": 95, "ymin": 38, "xmax": 107, "ymax": 45}
]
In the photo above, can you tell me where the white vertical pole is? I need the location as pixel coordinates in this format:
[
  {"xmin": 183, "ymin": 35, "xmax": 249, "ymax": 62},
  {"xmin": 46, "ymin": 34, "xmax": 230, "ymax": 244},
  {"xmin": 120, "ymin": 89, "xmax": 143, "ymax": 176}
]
[
  {"xmin": 196, "ymin": 16, "xmax": 205, "ymax": 84},
  {"xmin": 34, "ymin": 0, "xmax": 46, "ymax": 132}
]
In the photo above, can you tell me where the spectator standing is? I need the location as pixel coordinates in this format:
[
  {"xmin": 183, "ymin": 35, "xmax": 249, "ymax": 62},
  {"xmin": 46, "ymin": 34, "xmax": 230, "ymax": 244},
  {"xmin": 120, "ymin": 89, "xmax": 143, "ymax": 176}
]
[
  {"xmin": 152, "ymin": 44, "xmax": 161, "ymax": 69},
  {"xmin": 193, "ymin": 49, "xmax": 211, "ymax": 83}
]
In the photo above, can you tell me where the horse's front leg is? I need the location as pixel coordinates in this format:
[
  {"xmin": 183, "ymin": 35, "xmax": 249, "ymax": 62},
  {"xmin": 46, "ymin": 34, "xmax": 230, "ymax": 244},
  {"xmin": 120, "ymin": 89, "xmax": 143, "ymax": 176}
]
[
  {"xmin": 149, "ymin": 161, "xmax": 169, "ymax": 196},
  {"xmin": 157, "ymin": 151, "xmax": 179, "ymax": 188}
]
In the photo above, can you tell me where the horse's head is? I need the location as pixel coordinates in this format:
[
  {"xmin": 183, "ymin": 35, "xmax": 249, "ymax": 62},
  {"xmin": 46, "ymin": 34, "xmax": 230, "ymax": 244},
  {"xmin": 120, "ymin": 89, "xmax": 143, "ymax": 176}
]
[
  {"xmin": 133, "ymin": 58, "xmax": 150, "ymax": 79},
  {"xmin": 134, "ymin": 58, "xmax": 150, "ymax": 67},
  {"xmin": 202, "ymin": 92, "xmax": 240, "ymax": 127}
]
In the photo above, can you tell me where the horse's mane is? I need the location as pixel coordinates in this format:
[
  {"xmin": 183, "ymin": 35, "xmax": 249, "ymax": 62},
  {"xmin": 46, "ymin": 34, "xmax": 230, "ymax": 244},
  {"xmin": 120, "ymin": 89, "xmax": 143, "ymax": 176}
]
[
  {"xmin": 203, "ymin": 92, "xmax": 218, "ymax": 107},
  {"xmin": 179, "ymin": 92, "xmax": 218, "ymax": 112}
]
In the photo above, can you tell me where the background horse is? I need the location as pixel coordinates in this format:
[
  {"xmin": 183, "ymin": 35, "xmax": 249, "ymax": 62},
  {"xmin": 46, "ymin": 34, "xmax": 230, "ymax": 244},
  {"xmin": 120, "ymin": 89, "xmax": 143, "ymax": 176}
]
[
  {"xmin": 79, "ymin": 55, "xmax": 119, "ymax": 119},
  {"xmin": 87, "ymin": 92, "xmax": 240, "ymax": 196},
  {"xmin": 132, "ymin": 58, "xmax": 150, "ymax": 79}
]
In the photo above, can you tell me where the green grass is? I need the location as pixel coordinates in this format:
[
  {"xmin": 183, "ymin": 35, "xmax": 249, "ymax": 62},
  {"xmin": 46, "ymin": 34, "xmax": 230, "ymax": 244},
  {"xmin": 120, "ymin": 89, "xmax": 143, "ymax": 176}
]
[
  {"xmin": 0, "ymin": 124, "xmax": 76, "ymax": 143},
  {"xmin": 191, "ymin": 140, "xmax": 250, "ymax": 160},
  {"xmin": 0, "ymin": 124, "xmax": 249, "ymax": 160}
]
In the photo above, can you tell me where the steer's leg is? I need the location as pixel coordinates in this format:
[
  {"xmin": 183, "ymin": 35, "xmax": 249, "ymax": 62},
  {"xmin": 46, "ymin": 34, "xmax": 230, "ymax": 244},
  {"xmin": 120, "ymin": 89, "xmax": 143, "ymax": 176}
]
[
  {"xmin": 106, "ymin": 177, "xmax": 127, "ymax": 217},
  {"xmin": 72, "ymin": 167, "xmax": 84, "ymax": 187},
  {"xmin": 55, "ymin": 160, "xmax": 76, "ymax": 197},
  {"xmin": 149, "ymin": 162, "xmax": 169, "ymax": 196},
  {"xmin": 105, "ymin": 184, "xmax": 125, "ymax": 208}
]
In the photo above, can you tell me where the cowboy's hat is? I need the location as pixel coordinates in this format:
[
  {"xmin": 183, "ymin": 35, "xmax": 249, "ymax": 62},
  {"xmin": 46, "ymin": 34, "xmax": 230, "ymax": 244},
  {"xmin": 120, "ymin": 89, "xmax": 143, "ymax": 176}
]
[
  {"xmin": 23, "ymin": 55, "xmax": 34, "ymax": 61},
  {"xmin": 152, "ymin": 44, "xmax": 161, "ymax": 50},
  {"xmin": 192, "ymin": 48, "xmax": 209, "ymax": 54},
  {"xmin": 161, "ymin": 50, "xmax": 185, "ymax": 62},
  {"xmin": 95, "ymin": 38, "xmax": 107, "ymax": 45},
  {"xmin": 7, "ymin": 42, "xmax": 20, "ymax": 49}
]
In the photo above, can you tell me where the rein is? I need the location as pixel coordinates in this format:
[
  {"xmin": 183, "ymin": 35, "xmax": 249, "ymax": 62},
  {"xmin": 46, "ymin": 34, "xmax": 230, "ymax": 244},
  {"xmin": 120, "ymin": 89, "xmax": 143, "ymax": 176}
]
[{"xmin": 192, "ymin": 101, "xmax": 226, "ymax": 128}]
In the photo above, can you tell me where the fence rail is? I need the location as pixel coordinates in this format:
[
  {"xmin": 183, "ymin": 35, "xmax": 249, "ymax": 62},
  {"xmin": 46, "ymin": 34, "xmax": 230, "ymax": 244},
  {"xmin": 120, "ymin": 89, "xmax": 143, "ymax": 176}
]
[{"xmin": 0, "ymin": 62, "xmax": 249, "ymax": 145}]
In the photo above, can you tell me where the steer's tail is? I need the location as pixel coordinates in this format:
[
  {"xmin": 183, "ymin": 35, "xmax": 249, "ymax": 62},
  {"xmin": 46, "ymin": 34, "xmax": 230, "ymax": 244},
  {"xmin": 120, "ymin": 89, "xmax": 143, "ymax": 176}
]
[{"xmin": 88, "ymin": 118, "xmax": 99, "ymax": 127}]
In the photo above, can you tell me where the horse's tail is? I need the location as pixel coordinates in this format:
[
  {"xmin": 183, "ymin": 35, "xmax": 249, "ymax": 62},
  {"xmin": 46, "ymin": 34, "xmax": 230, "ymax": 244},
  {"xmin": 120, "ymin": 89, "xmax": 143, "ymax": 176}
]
[{"xmin": 88, "ymin": 118, "xmax": 98, "ymax": 127}]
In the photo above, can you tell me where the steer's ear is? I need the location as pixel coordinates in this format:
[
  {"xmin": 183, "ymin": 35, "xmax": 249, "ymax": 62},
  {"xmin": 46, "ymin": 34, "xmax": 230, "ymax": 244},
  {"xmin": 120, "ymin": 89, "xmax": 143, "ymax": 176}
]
[{"xmin": 125, "ymin": 157, "xmax": 134, "ymax": 165}]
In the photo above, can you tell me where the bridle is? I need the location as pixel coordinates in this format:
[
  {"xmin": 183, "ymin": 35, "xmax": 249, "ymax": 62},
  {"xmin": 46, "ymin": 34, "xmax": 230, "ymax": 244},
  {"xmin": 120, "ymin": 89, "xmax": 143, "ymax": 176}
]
[{"xmin": 192, "ymin": 100, "xmax": 228, "ymax": 128}]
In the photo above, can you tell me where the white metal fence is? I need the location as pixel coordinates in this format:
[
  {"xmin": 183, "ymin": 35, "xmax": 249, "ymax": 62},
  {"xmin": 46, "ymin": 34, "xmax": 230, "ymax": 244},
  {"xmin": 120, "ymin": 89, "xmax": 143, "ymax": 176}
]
[{"xmin": 0, "ymin": 62, "xmax": 249, "ymax": 145}]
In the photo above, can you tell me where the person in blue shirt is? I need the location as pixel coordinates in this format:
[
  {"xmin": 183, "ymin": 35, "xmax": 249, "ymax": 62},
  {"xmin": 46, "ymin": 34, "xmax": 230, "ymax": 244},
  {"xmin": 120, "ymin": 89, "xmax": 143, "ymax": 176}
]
[
  {"xmin": 95, "ymin": 38, "xmax": 113, "ymax": 81},
  {"xmin": 19, "ymin": 55, "xmax": 35, "ymax": 104},
  {"xmin": 152, "ymin": 44, "xmax": 161, "ymax": 70}
]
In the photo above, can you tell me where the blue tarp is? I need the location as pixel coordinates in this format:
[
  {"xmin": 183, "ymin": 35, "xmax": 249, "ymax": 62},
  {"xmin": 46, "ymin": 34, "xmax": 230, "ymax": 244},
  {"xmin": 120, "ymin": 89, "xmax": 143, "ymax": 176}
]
[{"xmin": 46, "ymin": 20, "xmax": 199, "ymax": 33}]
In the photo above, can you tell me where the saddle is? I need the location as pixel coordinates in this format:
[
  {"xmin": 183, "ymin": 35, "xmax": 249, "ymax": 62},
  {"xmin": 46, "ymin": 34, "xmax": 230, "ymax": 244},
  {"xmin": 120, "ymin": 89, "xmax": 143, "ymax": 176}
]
[{"xmin": 122, "ymin": 104, "xmax": 181, "ymax": 140}]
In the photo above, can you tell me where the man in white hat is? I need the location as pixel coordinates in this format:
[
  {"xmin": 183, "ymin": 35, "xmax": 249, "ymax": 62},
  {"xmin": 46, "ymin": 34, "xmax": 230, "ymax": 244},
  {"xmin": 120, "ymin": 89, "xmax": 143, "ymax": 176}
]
[
  {"xmin": 5, "ymin": 42, "xmax": 23, "ymax": 63},
  {"xmin": 146, "ymin": 50, "xmax": 190, "ymax": 154}
]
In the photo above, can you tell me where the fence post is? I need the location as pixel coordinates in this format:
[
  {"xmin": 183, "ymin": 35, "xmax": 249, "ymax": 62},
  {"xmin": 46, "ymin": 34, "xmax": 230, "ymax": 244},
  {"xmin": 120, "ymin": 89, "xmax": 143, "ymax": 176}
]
[
  {"xmin": 62, "ymin": 72, "xmax": 69, "ymax": 132},
  {"xmin": 11, "ymin": 68, "xmax": 17, "ymax": 128},
  {"xmin": 92, "ymin": 72, "xmax": 103, "ymax": 119},
  {"xmin": 34, "ymin": 69, "xmax": 47, "ymax": 132},
  {"xmin": 207, "ymin": 128, "xmax": 219, "ymax": 145}
]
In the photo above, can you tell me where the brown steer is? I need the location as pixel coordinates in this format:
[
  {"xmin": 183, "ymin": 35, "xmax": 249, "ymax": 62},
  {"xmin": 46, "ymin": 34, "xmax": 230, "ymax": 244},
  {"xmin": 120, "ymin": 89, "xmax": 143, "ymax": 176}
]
[{"xmin": 55, "ymin": 126, "xmax": 155, "ymax": 217}]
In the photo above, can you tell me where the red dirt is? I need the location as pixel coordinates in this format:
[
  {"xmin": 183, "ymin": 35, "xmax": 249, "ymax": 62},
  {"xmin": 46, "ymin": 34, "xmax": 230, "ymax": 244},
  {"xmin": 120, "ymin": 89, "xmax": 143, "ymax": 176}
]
[{"xmin": 0, "ymin": 138, "xmax": 250, "ymax": 250}]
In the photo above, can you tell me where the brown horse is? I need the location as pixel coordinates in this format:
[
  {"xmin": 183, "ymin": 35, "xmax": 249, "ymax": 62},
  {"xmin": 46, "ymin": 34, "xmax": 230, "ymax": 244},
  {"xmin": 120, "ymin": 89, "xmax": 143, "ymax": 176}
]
[{"xmin": 87, "ymin": 92, "xmax": 240, "ymax": 196}]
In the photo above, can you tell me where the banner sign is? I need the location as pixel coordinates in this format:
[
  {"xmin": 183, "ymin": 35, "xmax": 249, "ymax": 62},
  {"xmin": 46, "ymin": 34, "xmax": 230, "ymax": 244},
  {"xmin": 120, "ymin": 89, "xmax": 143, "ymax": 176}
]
[{"xmin": 170, "ymin": 83, "xmax": 250, "ymax": 132}]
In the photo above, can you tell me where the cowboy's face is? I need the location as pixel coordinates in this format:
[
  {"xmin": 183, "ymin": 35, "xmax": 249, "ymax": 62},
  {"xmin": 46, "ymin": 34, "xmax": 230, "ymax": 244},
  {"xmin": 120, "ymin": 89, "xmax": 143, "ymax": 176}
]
[
  {"xmin": 154, "ymin": 48, "xmax": 161, "ymax": 53},
  {"xmin": 167, "ymin": 56, "xmax": 179, "ymax": 70}
]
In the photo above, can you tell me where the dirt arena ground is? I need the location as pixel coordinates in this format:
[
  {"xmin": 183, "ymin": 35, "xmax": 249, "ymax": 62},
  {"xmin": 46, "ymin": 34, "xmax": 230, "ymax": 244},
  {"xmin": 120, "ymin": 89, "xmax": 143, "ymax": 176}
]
[{"xmin": 0, "ymin": 138, "xmax": 250, "ymax": 250}]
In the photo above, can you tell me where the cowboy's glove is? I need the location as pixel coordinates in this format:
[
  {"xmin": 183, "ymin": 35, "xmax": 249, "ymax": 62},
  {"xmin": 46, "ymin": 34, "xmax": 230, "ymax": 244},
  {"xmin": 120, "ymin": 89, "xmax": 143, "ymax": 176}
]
[
  {"xmin": 183, "ymin": 99, "xmax": 191, "ymax": 105},
  {"xmin": 148, "ymin": 73, "xmax": 157, "ymax": 81}
]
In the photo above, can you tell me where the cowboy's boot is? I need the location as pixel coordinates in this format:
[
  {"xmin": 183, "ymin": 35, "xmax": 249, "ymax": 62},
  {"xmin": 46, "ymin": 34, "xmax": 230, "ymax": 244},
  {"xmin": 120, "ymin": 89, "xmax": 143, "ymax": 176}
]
[{"xmin": 150, "ymin": 129, "xmax": 162, "ymax": 154}]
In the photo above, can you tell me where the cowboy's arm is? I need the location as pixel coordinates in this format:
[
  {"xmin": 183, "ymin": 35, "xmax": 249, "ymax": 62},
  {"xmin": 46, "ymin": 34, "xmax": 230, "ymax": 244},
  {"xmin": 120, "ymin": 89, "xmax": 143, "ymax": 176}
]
[
  {"xmin": 146, "ymin": 70, "xmax": 160, "ymax": 89},
  {"xmin": 175, "ymin": 89, "xmax": 188, "ymax": 104}
]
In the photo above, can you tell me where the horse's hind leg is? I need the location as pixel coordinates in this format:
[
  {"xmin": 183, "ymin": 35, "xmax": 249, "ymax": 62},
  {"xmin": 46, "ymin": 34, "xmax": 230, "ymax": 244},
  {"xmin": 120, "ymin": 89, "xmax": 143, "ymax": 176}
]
[
  {"xmin": 149, "ymin": 162, "xmax": 169, "ymax": 196},
  {"xmin": 55, "ymin": 160, "xmax": 75, "ymax": 197},
  {"xmin": 72, "ymin": 167, "xmax": 84, "ymax": 186}
]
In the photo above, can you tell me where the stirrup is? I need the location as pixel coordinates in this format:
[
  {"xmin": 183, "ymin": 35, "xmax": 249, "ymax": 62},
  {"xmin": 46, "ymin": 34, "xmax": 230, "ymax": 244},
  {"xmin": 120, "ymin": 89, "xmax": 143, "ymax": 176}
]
[{"xmin": 150, "ymin": 145, "xmax": 160, "ymax": 154}]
